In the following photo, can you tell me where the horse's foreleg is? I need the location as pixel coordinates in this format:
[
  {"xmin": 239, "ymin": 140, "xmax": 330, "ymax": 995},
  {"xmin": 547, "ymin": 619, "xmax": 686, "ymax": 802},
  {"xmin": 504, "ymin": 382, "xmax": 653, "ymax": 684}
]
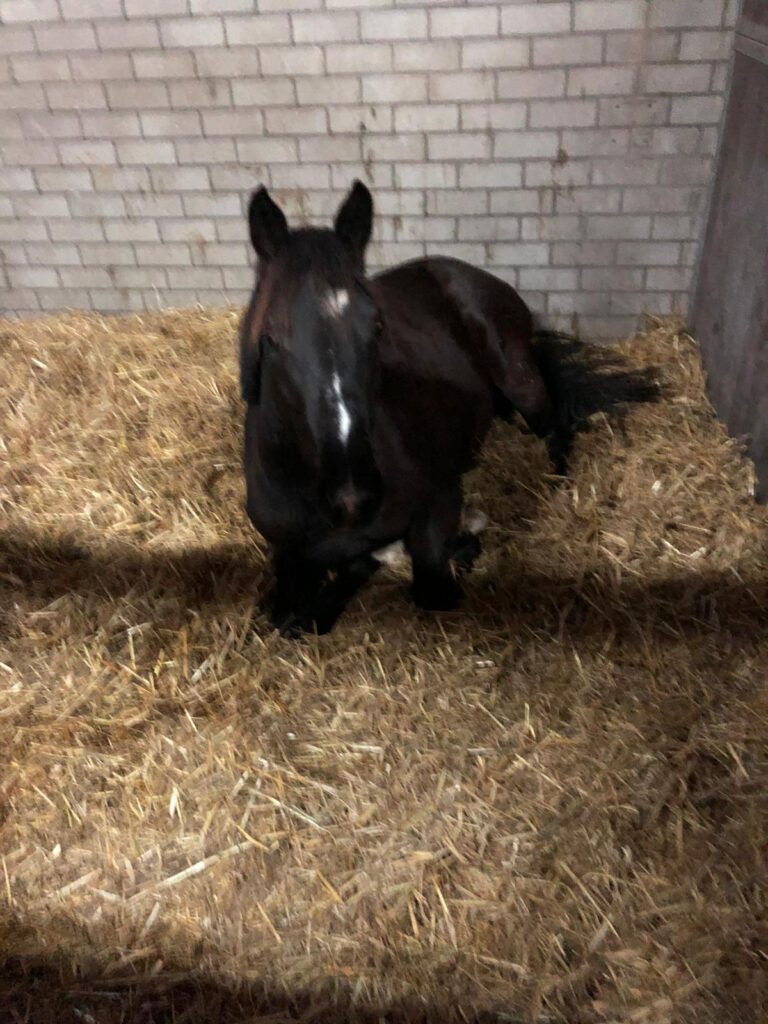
[
  {"xmin": 268, "ymin": 547, "xmax": 326, "ymax": 633},
  {"xmin": 406, "ymin": 485, "xmax": 463, "ymax": 612},
  {"xmin": 287, "ymin": 555, "xmax": 380, "ymax": 636}
]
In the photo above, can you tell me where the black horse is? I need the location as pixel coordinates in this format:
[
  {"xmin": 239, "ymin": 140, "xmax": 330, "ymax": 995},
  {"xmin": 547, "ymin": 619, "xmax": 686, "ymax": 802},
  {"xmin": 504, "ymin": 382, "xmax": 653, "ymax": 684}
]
[{"xmin": 240, "ymin": 181, "xmax": 656, "ymax": 635}]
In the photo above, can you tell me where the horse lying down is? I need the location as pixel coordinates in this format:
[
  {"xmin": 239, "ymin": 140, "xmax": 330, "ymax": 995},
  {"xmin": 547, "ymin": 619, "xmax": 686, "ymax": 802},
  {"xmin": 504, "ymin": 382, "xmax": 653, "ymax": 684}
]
[{"xmin": 239, "ymin": 180, "xmax": 658, "ymax": 636}]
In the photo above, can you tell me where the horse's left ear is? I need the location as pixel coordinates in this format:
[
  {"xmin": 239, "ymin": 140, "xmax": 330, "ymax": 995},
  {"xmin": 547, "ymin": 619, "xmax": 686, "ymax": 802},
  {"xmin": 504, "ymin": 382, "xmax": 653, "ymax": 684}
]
[{"xmin": 334, "ymin": 179, "xmax": 373, "ymax": 263}]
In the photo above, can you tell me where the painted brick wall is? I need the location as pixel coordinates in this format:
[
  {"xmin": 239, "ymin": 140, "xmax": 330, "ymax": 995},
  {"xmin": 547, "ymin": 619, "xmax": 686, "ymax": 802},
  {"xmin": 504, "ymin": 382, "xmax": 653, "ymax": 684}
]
[{"xmin": 0, "ymin": 0, "xmax": 737, "ymax": 338}]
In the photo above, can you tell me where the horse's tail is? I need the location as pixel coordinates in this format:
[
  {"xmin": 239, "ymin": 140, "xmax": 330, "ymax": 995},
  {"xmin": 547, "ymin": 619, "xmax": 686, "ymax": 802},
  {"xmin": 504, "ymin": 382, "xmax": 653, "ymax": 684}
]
[{"xmin": 531, "ymin": 324, "xmax": 661, "ymax": 473}]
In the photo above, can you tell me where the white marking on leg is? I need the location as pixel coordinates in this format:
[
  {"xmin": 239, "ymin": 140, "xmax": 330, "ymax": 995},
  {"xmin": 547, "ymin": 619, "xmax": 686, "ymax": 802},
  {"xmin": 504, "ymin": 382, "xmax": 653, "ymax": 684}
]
[
  {"xmin": 462, "ymin": 509, "xmax": 488, "ymax": 535},
  {"xmin": 331, "ymin": 371, "xmax": 352, "ymax": 444},
  {"xmin": 373, "ymin": 540, "xmax": 407, "ymax": 567}
]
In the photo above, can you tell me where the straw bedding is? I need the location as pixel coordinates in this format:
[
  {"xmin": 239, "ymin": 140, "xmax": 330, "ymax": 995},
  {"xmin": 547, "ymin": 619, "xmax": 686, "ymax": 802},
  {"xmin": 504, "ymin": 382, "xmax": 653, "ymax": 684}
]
[{"xmin": 0, "ymin": 309, "xmax": 765, "ymax": 1024}]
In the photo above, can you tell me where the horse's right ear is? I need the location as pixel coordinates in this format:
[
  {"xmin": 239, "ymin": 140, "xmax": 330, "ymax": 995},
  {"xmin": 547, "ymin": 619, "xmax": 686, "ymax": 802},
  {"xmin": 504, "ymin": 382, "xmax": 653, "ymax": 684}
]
[
  {"xmin": 248, "ymin": 186, "xmax": 289, "ymax": 261},
  {"xmin": 334, "ymin": 179, "xmax": 373, "ymax": 264}
]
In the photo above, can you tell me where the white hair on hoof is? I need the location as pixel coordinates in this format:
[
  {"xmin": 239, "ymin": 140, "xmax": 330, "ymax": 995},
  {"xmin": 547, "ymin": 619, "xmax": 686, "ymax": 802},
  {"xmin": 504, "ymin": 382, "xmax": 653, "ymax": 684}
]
[
  {"xmin": 372, "ymin": 540, "xmax": 406, "ymax": 567},
  {"xmin": 462, "ymin": 508, "xmax": 488, "ymax": 535}
]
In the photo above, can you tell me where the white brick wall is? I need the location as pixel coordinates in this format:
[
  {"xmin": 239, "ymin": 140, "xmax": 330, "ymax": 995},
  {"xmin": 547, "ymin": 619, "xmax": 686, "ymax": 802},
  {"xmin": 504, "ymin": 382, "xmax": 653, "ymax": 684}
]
[{"xmin": 0, "ymin": 0, "xmax": 735, "ymax": 338}]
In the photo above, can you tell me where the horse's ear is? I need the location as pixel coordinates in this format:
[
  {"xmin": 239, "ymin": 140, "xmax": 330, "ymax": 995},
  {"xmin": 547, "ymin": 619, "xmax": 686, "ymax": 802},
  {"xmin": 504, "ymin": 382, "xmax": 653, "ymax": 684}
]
[
  {"xmin": 334, "ymin": 179, "xmax": 373, "ymax": 263},
  {"xmin": 248, "ymin": 186, "xmax": 289, "ymax": 261}
]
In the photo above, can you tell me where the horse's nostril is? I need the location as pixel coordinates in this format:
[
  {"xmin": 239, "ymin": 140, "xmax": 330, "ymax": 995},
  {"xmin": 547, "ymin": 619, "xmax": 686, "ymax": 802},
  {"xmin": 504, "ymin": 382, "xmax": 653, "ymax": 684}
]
[{"xmin": 338, "ymin": 489, "xmax": 359, "ymax": 517}]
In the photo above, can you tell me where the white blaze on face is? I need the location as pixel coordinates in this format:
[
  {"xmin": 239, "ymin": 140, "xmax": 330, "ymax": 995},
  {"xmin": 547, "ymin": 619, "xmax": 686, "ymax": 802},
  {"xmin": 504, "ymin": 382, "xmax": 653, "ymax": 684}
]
[
  {"xmin": 331, "ymin": 371, "xmax": 352, "ymax": 444},
  {"xmin": 324, "ymin": 288, "xmax": 349, "ymax": 319}
]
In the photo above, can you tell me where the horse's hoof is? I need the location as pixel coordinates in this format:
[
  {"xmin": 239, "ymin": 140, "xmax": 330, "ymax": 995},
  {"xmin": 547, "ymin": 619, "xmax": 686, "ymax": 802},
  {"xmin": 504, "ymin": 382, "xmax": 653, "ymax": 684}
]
[{"xmin": 413, "ymin": 579, "xmax": 463, "ymax": 612}]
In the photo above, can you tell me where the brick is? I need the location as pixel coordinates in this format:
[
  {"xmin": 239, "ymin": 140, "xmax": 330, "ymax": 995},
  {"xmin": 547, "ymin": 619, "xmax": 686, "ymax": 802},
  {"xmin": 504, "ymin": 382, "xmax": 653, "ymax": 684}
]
[
  {"xmin": 462, "ymin": 39, "xmax": 529, "ymax": 70},
  {"xmin": 125, "ymin": 194, "xmax": 183, "ymax": 217},
  {"xmin": 396, "ymin": 163, "xmax": 457, "ymax": 189},
  {"xmin": 599, "ymin": 97, "xmax": 669, "ymax": 126},
  {"xmin": 235, "ymin": 137, "xmax": 297, "ymax": 164},
  {"xmin": 223, "ymin": 14, "xmax": 290, "ymax": 45},
  {"xmin": 293, "ymin": 11, "xmax": 358, "ymax": 42},
  {"xmin": 458, "ymin": 163, "xmax": 523, "ymax": 189},
  {"xmin": 461, "ymin": 103, "xmax": 526, "ymax": 130},
  {"xmin": 215, "ymin": 218, "xmax": 248, "ymax": 242},
  {"xmin": 364, "ymin": 134, "xmax": 426, "ymax": 162},
  {"xmin": 622, "ymin": 186, "xmax": 693, "ymax": 212},
  {"xmin": 221, "ymin": 268, "xmax": 253, "ymax": 289},
  {"xmin": 363, "ymin": 74, "xmax": 427, "ymax": 104},
  {"xmin": 134, "ymin": 243, "xmax": 191, "ymax": 266},
  {"xmin": 640, "ymin": 64, "xmax": 711, "ymax": 94},
  {"xmin": 90, "ymin": 289, "xmax": 148, "ymax": 312},
  {"xmin": 583, "ymin": 267, "xmax": 645, "ymax": 290},
  {"xmin": 92, "ymin": 167, "xmax": 151, "ymax": 191},
  {"xmin": 140, "ymin": 111, "xmax": 203, "ymax": 138},
  {"xmin": 59, "ymin": 141, "xmax": 117, "ymax": 165},
  {"xmin": 105, "ymin": 220, "xmax": 161, "ymax": 242},
  {"xmin": 649, "ymin": 0, "xmax": 723, "ymax": 28},
  {"xmin": 592, "ymin": 157, "xmax": 658, "ymax": 185},
  {"xmin": 167, "ymin": 267, "xmax": 225, "ymax": 288},
  {"xmin": 193, "ymin": 46, "xmax": 260, "ymax": 78},
  {"xmin": 0, "ymin": 168, "xmax": 36, "ymax": 191},
  {"xmin": 70, "ymin": 53, "xmax": 133, "ymax": 80},
  {"xmin": 429, "ymin": 131, "xmax": 490, "ymax": 160},
  {"xmin": 362, "ymin": 9, "xmax": 427, "ymax": 40},
  {"xmin": 37, "ymin": 288, "xmax": 89, "ymax": 310},
  {"xmin": 498, "ymin": 69, "xmax": 565, "ymax": 99},
  {"xmin": 8, "ymin": 267, "xmax": 60, "ymax": 288},
  {"xmin": 107, "ymin": 81, "xmax": 169, "ymax": 110},
  {"xmin": 150, "ymin": 167, "xmax": 211, "ymax": 191},
  {"xmin": 394, "ymin": 41, "xmax": 459, "ymax": 72},
  {"xmin": 605, "ymin": 31, "xmax": 677, "ymax": 63},
  {"xmin": 325, "ymin": 43, "xmax": 391, "ymax": 74},
  {"xmin": 0, "ymin": 27, "xmax": 35, "ymax": 54},
  {"xmin": 494, "ymin": 130, "xmax": 560, "ymax": 159},
  {"xmin": 125, "ymin": 0, "xmax": 186, "ymax": 14},
  {"xmin": 647, "ymin": 267, "xmax": 690, "ymax": 289},
  {"xmin": 586, "ymin": 215, "xmax": 652, "ymax": 239},
  {"xmin": 49, "ymin": 82, "xmax": 108, "ymax": 111},
  {"xmin": 11, "ymin": 55, "xmax": 70, "ymax": 82},
  {"xmin": 299, "ymin": 135, "xmax": 360, "ymax": 162},
  {"xmin": 0, "ymin": 84, "xmax": 44, "ymax": 110},
  {"xmin": 569, "ymin": 67, "xmax": 635, "ymax": 97},
  {"xmin": 111, "ymin": 268, "xmax": 169, "ymax": 288},
  {"xmin": 395, "ymin": 104, "xmax": 458, "ymax": 133},
  {"xmin": 262, "ymin": 45, "xmax": 325, "ymax": 76},
  {"xmin": 202, "ymin": 109, "xmax": 267, "ymax": 135},
  {"xmin": 430, "ymin": 7, "xmax": 498, "ymax": 39},
  {"xmin": 160, "ymin": 219, "xmax": 217, "ymax": 242},
  {"xmin": 504, "ymin": 2, "xmax": 570, "ymax": 33},
  {"xmin": 0, "ymin": 0, "xmax": 59, "ymax": 22},
  {"xmin": 652, "ymin": 214, "xmax": 694, "ymax": 239},
  {"xmin": 335, "ymin": 164, "xmax": 392, "ymax": 192},
  {"xmin": 396, "ymin": 216, "xmax": 455, "ymax": 242},
  {"xmin": 711, "ymin": 64, "xmax": 728, "ymax": 92},
  {"xmin": 270, "ymin": 164, "xmax": 331, "ymax": 190},
  {"xmin": 535, "ymin": 35, "xmax": 604, "ymax": 65},
  {"xmin": 296, "ymin": 76, "xmax": 360, "ymax": 105},
  {"xmin": 49, "ymin": 220, "xmax": 104, "ymax": 242},
  {"xmin": 36, "ymin": 167, "xmax": 92, "ymax": 190},
  {"xmin": 521, "ymin": 215, "xmax": 582, "ymax": 240},
  {"xmin": 191, "ymin": 0, "xmax": 250, "ymax": 11},
  {"xmin": 555, "ymin": 186, "xmax": 617, "ymax": 216},
  {"xmin": 116, "ymin": 140, "xmax": 176, "ymax": 165},
  {"xmin": 680, "ymin": 30, "xmax": 733, "ymax": 61},
  {"xmin": 175, "ymin": 139, "xmax": 237, "ymax": 163},
  {"xmin": 376, "ymin": 190, "xmax": 425, "ymax": 215},
  {"xmin": 161, "ymin": 18, "xmax": 225, "ymax": 48},
  {"xmin": 0, "ymin": 219, "xmax": 49, "ymax": 241},
  {"xmin": 81, "ymin": 112, "xmax": 142, "ymax": 138},
  {"xmin": 97, "ymin": 21, "xmax": 160, "ymax": 50},
  {"xmin": 61, "ymin": 0, "xmax": 122, "ymax": 14},
  {"xmin": 519, "ymin": 268, "xmax": 579, "ymax": 291},
  {"xmin": 3, "ymin": 140, "xmax": 58, "ymax": 165},
  {"xmin": 458, "ymin": 216, "xmax": 520, "ymax": 241},
  {"xmin": 329, "ymin": 104, "xmax": 393, "ymax": 133},
  {"xmin": 35, "ymin": 23, "xmax": 97, "ymax": 51},
  {"xmin": 191, "ymin": 242, "xmax": 246, "ymax": 266},
  {"xmin": 630, "ymin": 126, "xmax": 700, "ymax": 154},
  {"xmin": 560, "ymin": 128, "xmax": 630, "ymax": 157},
  {"xmin": 530, "ymin": 100, "xmax": 596, "ymax": 128},
  {"xmin": 575, "ymin": 0, "xmax": 645, "ymax": 30},
  {"xmin": 0, "ymin": 113, "xmax": 23, "ymax": 138},
  {"xmin": 368, "ymin": 241, "xmax": 424, "ymax": 265},
  {"xmin": 430, "ymin": 71, "xmax": 494, "ymax": 102},
  {"xmin": 553, "ymin": 241, "xmax": 617, "ymax": 265},
  {"xmin": 184, "ymin": 193, "xmax": 240, "ymax": 216},
  {"xmin": 133, "ymin": 50, "xmax": 195, "ymax": 79},
  {"xmin": 170, "ymin": 79, "xmax": 231, "ymax": 108},
  {"xmin": 79, "ymin": 244, "xmax": 135, "ymax": 266},
  {"xmin": 616, "ymin": 241, "xmax": 680, "ymax": 265},
  {"xmin": 210, "ymin": 165, "xmax": 269, "ymax": 190},
  {"xmin": 490, "ymin": 242, "xmax": 549, "ymax": 265},
  {"xmin": 670, "ymin": 95, "xmax": 724, "ymax": 124},
  {"xmin": 231, "ymin": 78, "xmax": 293, "ymax": 107},
  {"xmin": 68, "ymin": 193, "xmax": 127, "ymax": 217},
  {"xmin": 658, "ymin": 155, "xmax": 712, "ymax": 185},
  {"xmin": 489, "ymin": 190, "xmax": 542, "ymax": 214},
  {"xmin": 264, "ymin": 106, "xmax": 327, "ymax": 134}
]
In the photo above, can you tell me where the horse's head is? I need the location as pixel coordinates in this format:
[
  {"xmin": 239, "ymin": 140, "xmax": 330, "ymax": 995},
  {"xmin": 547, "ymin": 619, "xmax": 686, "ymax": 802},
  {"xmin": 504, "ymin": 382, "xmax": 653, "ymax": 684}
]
[{"xmin": 240, "ymin": 181, "xmax": 383, "ymax": 526}]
